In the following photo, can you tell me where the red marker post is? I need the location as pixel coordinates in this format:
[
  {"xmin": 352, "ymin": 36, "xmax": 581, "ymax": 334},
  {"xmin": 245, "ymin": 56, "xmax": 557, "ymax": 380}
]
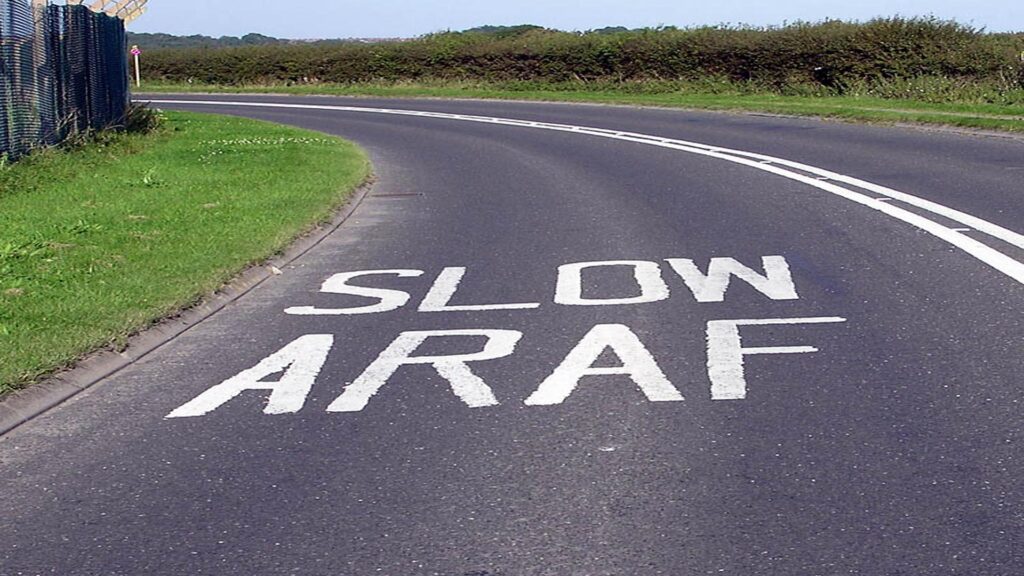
[{"xmin": 131, "ymin": 45, "xmax": 142, "ymax": 88}]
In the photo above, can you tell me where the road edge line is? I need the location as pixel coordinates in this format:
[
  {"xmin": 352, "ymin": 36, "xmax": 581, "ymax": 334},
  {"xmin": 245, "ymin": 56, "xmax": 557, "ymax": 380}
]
[{"xmin": 135, "ymin": 91, "xmax": 1024, "ymax": 142}]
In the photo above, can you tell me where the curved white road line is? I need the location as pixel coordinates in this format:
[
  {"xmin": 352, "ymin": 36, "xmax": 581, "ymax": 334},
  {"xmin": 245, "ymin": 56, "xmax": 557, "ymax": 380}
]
[{"xmin": 144, "ymin": 99, "xmax": 1024, "ymax": 285}]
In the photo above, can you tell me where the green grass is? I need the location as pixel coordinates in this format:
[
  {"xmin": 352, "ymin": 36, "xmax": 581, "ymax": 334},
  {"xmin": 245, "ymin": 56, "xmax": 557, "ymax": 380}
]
[
  {"xmin": 142, "ymin": 81, "xmax": 1024, "ymax": 133},
  {"xmin": 0, "ymin": 111, "xmax": 370, "ymax": 392}
]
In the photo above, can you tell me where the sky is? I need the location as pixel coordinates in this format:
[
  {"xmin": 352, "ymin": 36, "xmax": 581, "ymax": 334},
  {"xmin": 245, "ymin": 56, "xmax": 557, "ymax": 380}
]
[{"xmin": 129, "ymin": 0, "xmax": 1024, "ymax": 38}]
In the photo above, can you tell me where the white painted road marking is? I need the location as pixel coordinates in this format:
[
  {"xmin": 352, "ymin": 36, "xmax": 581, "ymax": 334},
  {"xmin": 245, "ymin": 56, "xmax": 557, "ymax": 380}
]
[
  {"xmin": 418, "ymin": 267, "xmax": 541, "ymax": 312},
  {"xmin": 554, "ymin": 261, "xmax": 670, "ymax": 306},
  {"xmin": 166, "ymin": 334, "xmax": 334, "ymax": 418},
  {"xmin": 666, "ymin": 256, "xmax": 799, "ymax": 303},
  {"xmin": 285, "ymin": 270, "xmax": 425, "ymax": 316},
  {"xmin": 166, "ymin": 321, "xmax": 847, "ymax": 417},
  {"xmin": 144, "ymin": 99, "xmax": 1024, "ymax": 286},
  {"xmin": 164, "ymin": 254, "xmax": 850, "ymax": 417},
  {"xmin": 706, "ymin": 317, "xmax": 847, "ymax": 400},
  {"xmin": 286, "ymin": 257, "xmax": 802, "ymax": 316},
  {"xmin": 525, "ymin": 324, "xmax": 684, "ymax": 406},
  {"xmin": 326, "ymin": 329, "xmax": 522, "ymax": 412}
]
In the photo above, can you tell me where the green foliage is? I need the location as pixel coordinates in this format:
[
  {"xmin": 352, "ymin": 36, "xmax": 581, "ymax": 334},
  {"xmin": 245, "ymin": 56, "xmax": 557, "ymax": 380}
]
[
  {"xmin": 462, "ymin": 24, "xmax": 546, "ymax": 38},
  {"xmin": 122, "ymin": 103, "xmax": 166, "ymax": 134},
  {"xmin": 126, "ymin": 32, "xmax": 372, "ymax": 50},
  {"xmin": 127, "ymin": 31, "xmax": 288, "ymax": 49},
  {"xmin": 0, "ymin": 112, "xmax": 369, "ymax": 390},
  {"xmin": 142, "ymin": 18, "xmax": 1024, "ymax": 100}
]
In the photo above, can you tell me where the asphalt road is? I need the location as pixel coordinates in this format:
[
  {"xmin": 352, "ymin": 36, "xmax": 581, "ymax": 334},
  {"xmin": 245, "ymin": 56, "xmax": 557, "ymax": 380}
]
[{"xmin": 1, "ymin": 95, "xmax": 1022, "ymax": 575}]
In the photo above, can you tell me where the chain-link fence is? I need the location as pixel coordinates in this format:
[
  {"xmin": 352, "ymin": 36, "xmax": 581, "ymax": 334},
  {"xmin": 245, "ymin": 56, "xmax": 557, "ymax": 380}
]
[{"xmin": 1, "ymin": 0, "xmax": 129, "ymax": 161}]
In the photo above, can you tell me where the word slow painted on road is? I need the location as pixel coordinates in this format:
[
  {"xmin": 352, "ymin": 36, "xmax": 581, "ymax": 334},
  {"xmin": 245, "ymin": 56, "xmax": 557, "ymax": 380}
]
[{"xmin": 168, "ymin": 257, "xmax": 847, "ymax": 418}]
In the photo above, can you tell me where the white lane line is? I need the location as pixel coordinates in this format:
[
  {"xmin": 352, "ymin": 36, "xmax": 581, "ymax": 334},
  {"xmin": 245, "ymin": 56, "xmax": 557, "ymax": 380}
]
[
  {"xmin": 144, "ymin": 99, "xmax": 1024, "ymax": 285},
  {"xmin": 695, "ymin": 146, "xmax": 1024, "ymax": 252}
]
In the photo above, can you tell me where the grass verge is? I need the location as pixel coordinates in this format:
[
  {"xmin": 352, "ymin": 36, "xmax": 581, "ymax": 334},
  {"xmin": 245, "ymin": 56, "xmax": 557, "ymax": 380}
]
[
  {"xmin": 141, "ymin": 81, "xmax": 1024, "ymax": 133},
  {"xmin": 0, "ymin": 111, "xmax": 370, "ymax": 393}
]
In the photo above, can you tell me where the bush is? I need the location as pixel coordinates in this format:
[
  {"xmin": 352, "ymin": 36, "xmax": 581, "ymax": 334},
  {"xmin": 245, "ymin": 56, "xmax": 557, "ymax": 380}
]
[
  {"xmin": 122, "ymin": 103, "xmax": 166, "ymax": 134},
  {"xmin": 142, "ymin": 18, "xmax": 1024, "ymax": 99}
]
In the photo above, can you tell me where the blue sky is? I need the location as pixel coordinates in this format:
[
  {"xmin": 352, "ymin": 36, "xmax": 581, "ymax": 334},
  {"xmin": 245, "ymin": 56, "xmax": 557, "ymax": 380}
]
[{"xmin": 130, "ymin": 0, "xmax": 1023, "ymax": 38}]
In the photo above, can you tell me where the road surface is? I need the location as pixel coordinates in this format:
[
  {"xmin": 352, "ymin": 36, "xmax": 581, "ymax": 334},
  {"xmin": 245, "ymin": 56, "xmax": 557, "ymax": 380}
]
[{"xmin": 2, "ymin": 95, "xmax": 1022, "ymax": 575}]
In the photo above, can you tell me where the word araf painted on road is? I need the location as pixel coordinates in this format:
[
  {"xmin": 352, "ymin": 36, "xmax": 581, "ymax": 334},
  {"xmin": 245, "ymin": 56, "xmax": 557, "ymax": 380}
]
[{"xmin": 167, "ymin": 257, "xmax": 846, "ymax": 418}]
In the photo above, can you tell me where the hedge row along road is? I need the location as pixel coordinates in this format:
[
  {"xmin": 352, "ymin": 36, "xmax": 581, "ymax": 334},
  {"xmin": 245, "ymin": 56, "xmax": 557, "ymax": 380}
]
[{"xmin": 2, "ymin": 94, "xmax": 1022, "ymax": 575}]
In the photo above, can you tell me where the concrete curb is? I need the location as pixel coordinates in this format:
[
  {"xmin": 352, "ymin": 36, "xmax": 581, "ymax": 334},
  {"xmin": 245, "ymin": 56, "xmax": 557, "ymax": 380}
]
[{"xmin": 0, "ymin": 180, "xmax": 373, "ymax": 438}]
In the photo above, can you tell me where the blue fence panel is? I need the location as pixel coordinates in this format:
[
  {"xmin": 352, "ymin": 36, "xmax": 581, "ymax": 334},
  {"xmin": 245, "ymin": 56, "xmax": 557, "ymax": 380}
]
[{"xmin": 0, "ymin": 0, "xmax": 128, "ymax": 161}]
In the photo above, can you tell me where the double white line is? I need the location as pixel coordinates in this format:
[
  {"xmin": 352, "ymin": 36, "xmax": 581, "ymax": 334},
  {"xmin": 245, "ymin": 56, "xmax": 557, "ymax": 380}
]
[{"xmin": 145, "ymin": 98, "xmax": 1024, "ymax": 285}]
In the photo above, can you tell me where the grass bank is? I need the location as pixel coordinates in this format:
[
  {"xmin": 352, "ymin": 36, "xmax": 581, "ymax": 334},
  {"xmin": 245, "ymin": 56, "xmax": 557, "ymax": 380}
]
[
  {"xmin": 0, "ymin": 111, "xmax": 370, "ymax": 393},
  {"xmin": 142, "ymin": 81, "xmax": 1024, "ymax": 133}
]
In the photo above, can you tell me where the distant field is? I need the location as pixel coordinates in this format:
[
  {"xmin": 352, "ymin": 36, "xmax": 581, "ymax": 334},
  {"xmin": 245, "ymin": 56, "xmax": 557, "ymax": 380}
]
[{"xmin": 0, "ymin": 112, "xmax": 369, "ymax": 391}]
